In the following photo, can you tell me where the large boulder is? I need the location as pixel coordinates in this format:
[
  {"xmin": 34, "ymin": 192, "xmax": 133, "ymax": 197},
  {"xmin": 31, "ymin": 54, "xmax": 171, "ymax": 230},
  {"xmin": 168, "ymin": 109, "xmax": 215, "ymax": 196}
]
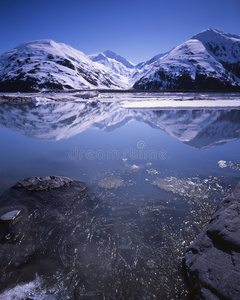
[
  {"xmin": 184, "ymin": 182, "xmax": 240, "ymax": 299},
  {"xmin": 13, "ymin": 176, "xmax": 73, "ymax": 191}
]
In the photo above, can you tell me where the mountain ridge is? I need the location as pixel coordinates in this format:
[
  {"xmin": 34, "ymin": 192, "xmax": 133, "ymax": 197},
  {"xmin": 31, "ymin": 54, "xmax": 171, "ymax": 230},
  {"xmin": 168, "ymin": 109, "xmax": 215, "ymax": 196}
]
[
  {"xmin": 133, "ymin": 29, "xmax": 240, "ymax": 91},
  {"xmin": 0, "ymin": 39, "xmax": 120, "ymax": 92},
  {"xmin": 0, "ymin": 28, "xmax": 240, "ymax": 92}
]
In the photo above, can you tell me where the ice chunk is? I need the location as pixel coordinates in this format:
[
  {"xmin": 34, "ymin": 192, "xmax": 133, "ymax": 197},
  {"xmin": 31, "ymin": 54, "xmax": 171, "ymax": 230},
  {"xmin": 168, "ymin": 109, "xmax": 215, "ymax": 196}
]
[
  {"xmin": 1, "ymin": 210, "xmax": 21, "ymax": 221},
  {"xmin": 130, "ymin": 164, "xmax": 139, "ymax": 172},
  {"xmin": 218, "ymin": 160, "xmax": 227, "ymax": 168},
  {"xmin": 32, "ymin": 97, "xmax": 53, "ymax": 106}
]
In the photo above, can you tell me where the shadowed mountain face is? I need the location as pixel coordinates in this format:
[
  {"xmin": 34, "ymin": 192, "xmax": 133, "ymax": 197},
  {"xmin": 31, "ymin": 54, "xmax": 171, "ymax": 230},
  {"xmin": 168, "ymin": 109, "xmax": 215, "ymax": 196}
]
[{"xmin": 0, "ymin": 101, "xmax": 240, "ymax": 149}]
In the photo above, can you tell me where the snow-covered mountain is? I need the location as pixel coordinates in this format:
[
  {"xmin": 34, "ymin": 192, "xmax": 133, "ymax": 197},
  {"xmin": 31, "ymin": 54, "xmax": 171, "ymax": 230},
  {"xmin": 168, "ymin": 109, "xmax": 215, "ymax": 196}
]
[
  {"xmin": 88, "ymin": 50, "xmax": 136, "ymax": 88},
  {"xmin": 103, "ymin": 50, "xmax": 135, "ymax": 69},
  {"xmin": 0, "ymin": 100, "xmax": 240, "ymax": 149},
  {"xmin": 0, "ymin": 40, "xmax": 120, "ymax": 92},
  {"xmin": 192, "ymin": 29, "xmax": 240, "ymax": 80},
  {"xmin": 0, "ymin": 29, "xmax": 239, "ymax": 92},
  {"xmin": 133, "ymin": 29, "xmax": 240, "ymax": 91}
]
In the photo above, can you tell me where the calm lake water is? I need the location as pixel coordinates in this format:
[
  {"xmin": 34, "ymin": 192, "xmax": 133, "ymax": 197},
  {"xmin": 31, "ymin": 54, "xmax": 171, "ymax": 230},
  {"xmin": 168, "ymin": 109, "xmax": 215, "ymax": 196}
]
[{"xmin": 0, "ymin": 94, "xmax": 240, "ymax": 299}]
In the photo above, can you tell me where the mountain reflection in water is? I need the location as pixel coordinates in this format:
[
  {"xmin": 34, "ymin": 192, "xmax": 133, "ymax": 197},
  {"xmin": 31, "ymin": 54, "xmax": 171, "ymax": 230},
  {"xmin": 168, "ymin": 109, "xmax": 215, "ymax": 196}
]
[{"xmin": 0, "ymin": 101, "xmax": 240, "ymax": 149}]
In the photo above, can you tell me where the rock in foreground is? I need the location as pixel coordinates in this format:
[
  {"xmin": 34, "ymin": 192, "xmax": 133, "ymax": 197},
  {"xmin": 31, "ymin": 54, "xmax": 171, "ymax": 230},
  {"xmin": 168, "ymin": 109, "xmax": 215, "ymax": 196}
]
[
  {"xmin": 0, "ymin": 178, "xmax": 88, "ymax": 294},
  {"xmin": 13, "ymin": 176, "xmax": 73, "ymax": 191},
  {"xmin": 184, "ymin": 182, "xmax": 240, "ymax": 299}
]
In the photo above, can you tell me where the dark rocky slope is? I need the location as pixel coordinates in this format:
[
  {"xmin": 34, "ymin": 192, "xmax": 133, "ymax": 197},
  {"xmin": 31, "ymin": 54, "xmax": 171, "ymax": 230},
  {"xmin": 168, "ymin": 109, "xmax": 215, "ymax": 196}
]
[{"xmin": 184, "ymin": 182, "xmax": 240, "ymax": 299}]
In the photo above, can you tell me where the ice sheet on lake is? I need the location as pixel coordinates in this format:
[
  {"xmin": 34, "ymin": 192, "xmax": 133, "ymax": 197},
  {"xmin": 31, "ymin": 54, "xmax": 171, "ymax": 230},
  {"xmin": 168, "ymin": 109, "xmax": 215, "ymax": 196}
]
[{"xmin": 120, "ymin": 99, "xmax": 240, "ymax": 109}]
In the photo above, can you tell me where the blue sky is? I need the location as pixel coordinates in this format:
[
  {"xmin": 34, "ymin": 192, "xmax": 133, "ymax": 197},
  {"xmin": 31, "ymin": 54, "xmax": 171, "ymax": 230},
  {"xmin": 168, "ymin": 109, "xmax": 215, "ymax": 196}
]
[{"xmin": 1, "ymin": 0, "xmax": 240, "ymax": 63}]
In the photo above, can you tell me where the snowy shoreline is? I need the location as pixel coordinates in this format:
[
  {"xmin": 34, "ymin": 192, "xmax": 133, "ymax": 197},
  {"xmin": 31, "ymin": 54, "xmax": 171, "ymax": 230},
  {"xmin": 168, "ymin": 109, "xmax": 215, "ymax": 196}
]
[{"xmin": 0, "ymin": 91, "xmax": 240, "ymax": 109}]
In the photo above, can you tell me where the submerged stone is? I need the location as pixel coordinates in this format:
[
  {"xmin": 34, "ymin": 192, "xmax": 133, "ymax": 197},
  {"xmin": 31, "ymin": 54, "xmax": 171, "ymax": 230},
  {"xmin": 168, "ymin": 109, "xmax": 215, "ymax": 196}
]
[
  {"xmin": 147, "ymin": 168, "xmax": 159, "ymax": 175},
  {"xmin": 98, "ymin": 175, "xmax": 123, "ymax": 189},
  {"xmin": 229, "ymin": 161, "xmax": 240, "ymax": 170},
  {"xmin": 13, "ymin": 176, "xmax": 73, "ymax": 191},
  {"xmin": 184, "ymin": 182, "xmax": 240, "ymax": 299},
  {"xmin": 152, "ymin": 176, "xmax": 210, "ymax": 199}
]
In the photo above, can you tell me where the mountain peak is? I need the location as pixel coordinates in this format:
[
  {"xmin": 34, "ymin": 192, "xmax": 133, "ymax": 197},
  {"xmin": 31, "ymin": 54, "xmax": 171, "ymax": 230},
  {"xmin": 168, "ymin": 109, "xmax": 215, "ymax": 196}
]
[
  {"xmin": 0, "ymin": 39, "xmax": 120, "ymax": 92},
  {"xmin": 104, "ymin": 50, "xmax": 117, "ymax": 57},
  {"xmin": 15, "ymin": 39, "xmax": 58, "ymax": 50},
  {"xmin": 103, "ymin": 50, "xmax": 135, "ymax": 69},
  {"xmin": 191, "ymin": 28, "xmax": 240, "ymax": 43}
]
